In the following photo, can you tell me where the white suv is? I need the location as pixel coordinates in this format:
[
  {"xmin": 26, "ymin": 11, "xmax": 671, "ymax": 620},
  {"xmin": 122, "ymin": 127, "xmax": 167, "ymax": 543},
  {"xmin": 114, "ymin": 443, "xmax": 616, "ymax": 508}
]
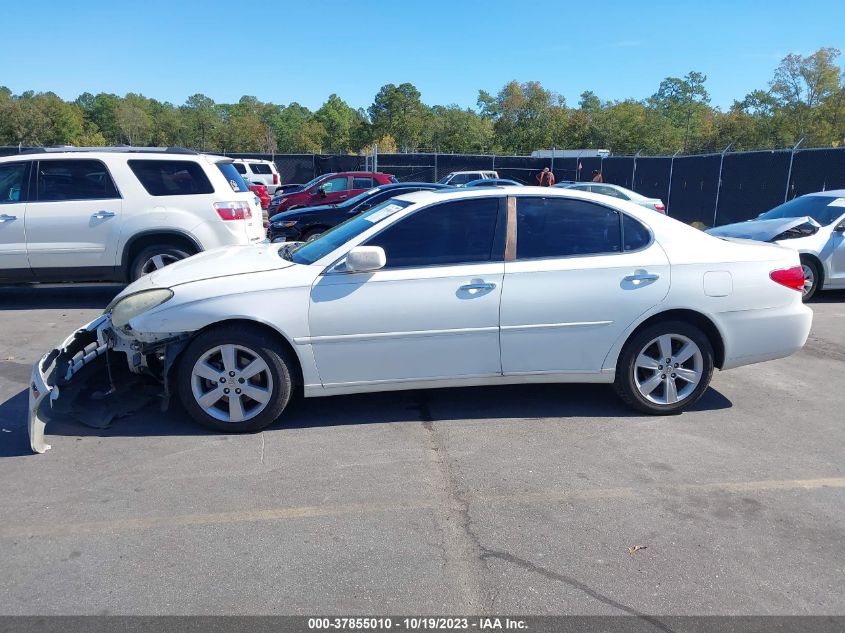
[
  {"xmin": 0, "ymin": 147, "xmax": 265, "ymax": 283},
  {"xmin": 231, "ymin": 159, "xmax": 282, "ymax": 194},
  {"xmin": 438, "ymin": 170, "xmax": 499, "ymax": 186}
]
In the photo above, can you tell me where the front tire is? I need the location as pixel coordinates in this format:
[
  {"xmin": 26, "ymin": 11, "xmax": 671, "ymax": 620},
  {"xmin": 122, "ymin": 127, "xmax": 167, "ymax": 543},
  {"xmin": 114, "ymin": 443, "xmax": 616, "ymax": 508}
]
[
  {"xmin": 177, "ymin": 326, "xmax": 293, "ymax": 432},
  {"xmin": 800, "ymin": 257, "xmax": 820, "ymax": 301},
  {"xmin": 614, "ymin": 320, "xmax": 714, "ymax": 415}
]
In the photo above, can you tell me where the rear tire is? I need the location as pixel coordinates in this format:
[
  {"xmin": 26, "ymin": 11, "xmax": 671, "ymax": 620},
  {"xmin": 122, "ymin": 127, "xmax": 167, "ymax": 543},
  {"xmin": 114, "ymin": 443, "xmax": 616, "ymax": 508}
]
[
  {"xmin": 301, "ymin": 228, "xmax": 324, "ymax": 241},
  {"xmin": 177, "ymin": 326, "xmax": 293, "ymax": 432},
  {"xmin": 130, "ymin": 245, "xmax": 191, "ymax": 281},
  {"xmin": 800, "ymin": 257, "xmax": 821, "ymax": 301},
  {"xmin": 614, "ymin": 320, "xmax": 714, "ymax": 415}
]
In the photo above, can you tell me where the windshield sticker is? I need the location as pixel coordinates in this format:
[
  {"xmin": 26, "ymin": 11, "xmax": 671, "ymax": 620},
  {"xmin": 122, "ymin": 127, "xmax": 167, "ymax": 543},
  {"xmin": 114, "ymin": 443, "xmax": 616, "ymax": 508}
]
[
  {"xmin": 827, "ymin": 198, "xmax": 845, "ymax": 208},
  {"xmin": 365, "ymin": 204, "xmax": 404, "ymax": 223}
]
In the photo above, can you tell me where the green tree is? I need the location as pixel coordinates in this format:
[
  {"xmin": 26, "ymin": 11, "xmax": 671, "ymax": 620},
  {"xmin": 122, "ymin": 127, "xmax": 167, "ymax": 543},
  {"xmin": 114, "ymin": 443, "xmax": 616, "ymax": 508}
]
[
  {"xmin": 649, "ymin": 71, "xmax": 710, "ymax": 152},
  {"xmin": 315, "ymin": 94, "xmax": 366, "ymax": 153},
  {"xmin": 369, "ymin": 83, "xmax": 428, "ymax": 151}
]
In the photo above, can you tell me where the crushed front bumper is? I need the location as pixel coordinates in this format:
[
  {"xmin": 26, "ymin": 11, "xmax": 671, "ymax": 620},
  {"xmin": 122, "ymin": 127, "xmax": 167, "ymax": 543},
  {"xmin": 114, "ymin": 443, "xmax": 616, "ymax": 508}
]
[{"xmin": 28, "ymin": 314, "xmax": 112, "ymax": 453}]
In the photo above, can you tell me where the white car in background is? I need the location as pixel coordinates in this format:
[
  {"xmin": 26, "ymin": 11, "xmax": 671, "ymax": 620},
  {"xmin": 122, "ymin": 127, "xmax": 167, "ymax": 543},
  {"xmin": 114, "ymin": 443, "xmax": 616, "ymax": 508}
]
[
  {"xmin": 438, "ymin": 170, "xmax": 499, "ymax": 186},
  {"xmin": 28, "ymin": 187, "xmax": 812, "ymax": 452},
  {"xmin": 560, "ymin": 182, "xmax": 666, "ymax": 213},
  {"xmin": 706, "ymin": 190, "xmax": 845, "ymax": 300},
  {"xmin": 231, "ymin": 158, "xmax": 282, "ymax": 194},
  {"xmin": 0, "ymin": 147, "xmax": 264, "ymax": 283}
]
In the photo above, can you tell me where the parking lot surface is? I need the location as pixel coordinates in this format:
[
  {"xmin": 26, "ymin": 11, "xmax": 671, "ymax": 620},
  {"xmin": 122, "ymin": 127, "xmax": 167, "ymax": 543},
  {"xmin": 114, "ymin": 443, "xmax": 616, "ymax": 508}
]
[{"xmin": 0, "ymin": 284, "xmax": 843, "ymax": 615}]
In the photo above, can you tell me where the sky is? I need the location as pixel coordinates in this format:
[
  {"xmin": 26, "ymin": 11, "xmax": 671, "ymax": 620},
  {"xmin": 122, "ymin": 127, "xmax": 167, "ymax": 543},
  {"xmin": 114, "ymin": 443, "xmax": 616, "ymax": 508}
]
[{"xmin": 1, "ymin": 0, "xmax": 843, "ymax": 112}]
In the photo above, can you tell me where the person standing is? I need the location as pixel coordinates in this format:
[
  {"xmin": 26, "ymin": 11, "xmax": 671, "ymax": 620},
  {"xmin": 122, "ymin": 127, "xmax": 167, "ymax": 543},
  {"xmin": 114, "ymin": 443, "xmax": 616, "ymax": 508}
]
[
  {"xmin": 591, "ymin": 169, "xmax": 604, "ymax": 183},
  {"xmin": 536, "ymin": 167, "xmax": 555, "ymax": 187}
]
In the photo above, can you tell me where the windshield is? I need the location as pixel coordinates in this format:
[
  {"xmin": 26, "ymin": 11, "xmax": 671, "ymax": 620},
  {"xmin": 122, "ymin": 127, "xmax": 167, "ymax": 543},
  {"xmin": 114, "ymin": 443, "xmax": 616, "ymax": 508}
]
[
  {"xmin": 758, "ymin": 195, "xmax": 845, "ymax": 226},
  {"xmin": 289, "ymin": 199, "xmax": 412, "ymax": 265},
  {"xmin": 340, "ymin": 186, "xmax": 382, "ymax": 207},
  {"xmin": 301, "ymin": 173, "xmax": 335, "ymax": 190}
]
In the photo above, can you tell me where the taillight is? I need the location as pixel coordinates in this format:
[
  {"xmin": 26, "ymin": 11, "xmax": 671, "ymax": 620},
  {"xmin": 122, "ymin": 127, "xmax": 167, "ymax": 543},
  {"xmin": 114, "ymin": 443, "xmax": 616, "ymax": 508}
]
[
  {"xmin": 273, "ymin": 173, "xmax": 279, "ymax": 185},
  {"xmin": 214, "ymin": 201, "xmax": 253, "ymax": 221},
  {"xmin": 769, "ymin": 266, "xmax": 804, "ymax": 291},
  {"xmin": 654, "ymin": 202, "xmax": 665, "ymax": 212}
]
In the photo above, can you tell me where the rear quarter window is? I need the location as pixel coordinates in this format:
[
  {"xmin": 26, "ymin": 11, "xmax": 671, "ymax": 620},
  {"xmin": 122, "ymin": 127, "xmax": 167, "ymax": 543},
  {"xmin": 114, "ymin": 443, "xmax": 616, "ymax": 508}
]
[{"xmin": 128, "ymin": 160, "xmax": 214, "ymax": 196}]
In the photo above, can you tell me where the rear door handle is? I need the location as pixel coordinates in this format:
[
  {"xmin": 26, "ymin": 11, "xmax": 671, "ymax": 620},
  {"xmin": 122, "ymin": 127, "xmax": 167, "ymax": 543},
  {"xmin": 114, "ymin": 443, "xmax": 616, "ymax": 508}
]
[
  {"xmin": 0, "ymin": 214, "xmax": 17, "ymax": 222},
  {"xmin": 459, "ymin": 281, "xmax": 497, "ymax": 292},
  {"xmin": 92, "ymin": 211, "xmax": 115, "ymax": 219},
  {"xmin": 623, "ymin": 272, "xmax": 660, "ymax": 283}
]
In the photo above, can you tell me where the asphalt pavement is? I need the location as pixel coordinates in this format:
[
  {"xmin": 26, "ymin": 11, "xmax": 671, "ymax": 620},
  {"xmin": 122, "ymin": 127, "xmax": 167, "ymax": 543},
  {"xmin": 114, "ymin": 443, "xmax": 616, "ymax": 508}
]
[{"xmin": 0, "ymin": 284, "xmax": 843, "ymax": 615}]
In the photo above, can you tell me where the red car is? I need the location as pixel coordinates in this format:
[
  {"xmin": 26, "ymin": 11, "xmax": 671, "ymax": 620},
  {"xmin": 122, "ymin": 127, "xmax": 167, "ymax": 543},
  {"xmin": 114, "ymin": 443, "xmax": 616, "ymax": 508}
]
[
  {"xmin": 271, "ymin": 172, "xmax": 397, "ymax": 213},
  {"xmin": 247, "ymin": 183, "xmax": 271, "ymax": 209}
]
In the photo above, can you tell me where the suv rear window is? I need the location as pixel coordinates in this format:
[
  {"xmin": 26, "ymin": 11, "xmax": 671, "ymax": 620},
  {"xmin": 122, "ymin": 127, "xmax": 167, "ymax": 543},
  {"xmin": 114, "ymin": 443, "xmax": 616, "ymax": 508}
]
[
  {"xmin": 216, "ymin": 163, "xmax": 251, "ymax": 193},
  {"xmin": 128, "ymin": 160, "xmax": 214, "ymax": 196},
  {"xmin": 249, "ymin": 163, "xmax": 273, "ymax": 175}
]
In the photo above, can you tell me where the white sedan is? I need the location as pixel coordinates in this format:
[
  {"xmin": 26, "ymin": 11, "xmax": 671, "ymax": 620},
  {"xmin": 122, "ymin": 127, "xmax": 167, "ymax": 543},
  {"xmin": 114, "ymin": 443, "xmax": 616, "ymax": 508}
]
[{"xmin": 28, "ymin": 187, "xmax": 813, "ymax": 452}]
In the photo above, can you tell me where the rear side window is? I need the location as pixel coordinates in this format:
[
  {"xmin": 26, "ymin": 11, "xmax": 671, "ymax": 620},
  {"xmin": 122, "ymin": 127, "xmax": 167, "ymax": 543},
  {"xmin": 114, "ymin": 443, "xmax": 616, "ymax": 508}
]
[
  {"xmin": 128, "ymin": 160, "xmax": 214, "ymax": 196},
  {"xmin": 216, "ymin": 163, "xmax": 251, "ymax": 192},
  {"xmin": 232, "ymin": 163, "xmax": 247, "ymax": 174},
  {"xmin": 622, "ymin": 214, "xmax": 651, "ymax": 251},
  {"xmin": 516, "ymin": 197, "xmax": 621, "ymax": 259},
  {"xmin": 352, "ymin": 177, "xmax": 375, "ymax": 189},
  {"xmin": 364, "ymin": 198, "xmax": 502, "ymax": 268},
  {"xmin": 37, "ymin": 159, "xmax": 120, "ymax": 202},
  {"xmin": 249, "ymin": 163, "xmax": 273, "ymax": 175},
  {"xmin": 0, "ymin": 162, "xmax": 28, "ymax": 203}
]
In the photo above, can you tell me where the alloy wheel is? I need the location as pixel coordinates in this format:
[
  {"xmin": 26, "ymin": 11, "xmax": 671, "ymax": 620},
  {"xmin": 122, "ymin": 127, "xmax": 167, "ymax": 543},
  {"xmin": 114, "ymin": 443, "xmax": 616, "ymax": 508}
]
[
  {"xmin": 190, "ymin": 344, "xmax": 274, "ymax": 423},
  {"xmin": 141, "ymin": 253, "xmax": 182, "ymax": 275},
  {"xmin": 633, "ymin": 334, "xmax": 703, "ymax": 405},
  {"xmin": 801, "ymin": 264, "xmax": 815, "ymax": 297}
]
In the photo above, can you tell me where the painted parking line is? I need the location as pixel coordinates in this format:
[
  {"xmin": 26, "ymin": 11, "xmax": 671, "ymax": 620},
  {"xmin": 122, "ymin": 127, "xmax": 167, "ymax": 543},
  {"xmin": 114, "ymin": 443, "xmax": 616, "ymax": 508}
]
[{"xmin": 1, "ymin": 477, "xmax": 842, "ymax": 539}]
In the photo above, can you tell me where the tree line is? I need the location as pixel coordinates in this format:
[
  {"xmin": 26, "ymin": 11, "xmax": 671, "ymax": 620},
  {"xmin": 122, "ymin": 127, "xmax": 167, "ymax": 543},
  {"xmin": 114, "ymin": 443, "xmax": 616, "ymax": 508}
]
[{"xmin": 1, "ymin": 47, "xmax": 842, "ymax": 156}]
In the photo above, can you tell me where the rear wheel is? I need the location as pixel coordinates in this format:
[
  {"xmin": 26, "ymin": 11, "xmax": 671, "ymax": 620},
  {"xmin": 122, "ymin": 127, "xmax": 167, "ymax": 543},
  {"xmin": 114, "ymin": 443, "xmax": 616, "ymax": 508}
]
[
  {"xmin": 130, "ymin": 245, "xmax": 191, "ymax": 281},
  {"xmin": 614, "ymin": 320, "xmax": 714, "ymax": 415},
  {"xmin": 177, "ymin": 326, "xmax": 293, "ymax": 432},
  {"xmin": 800, "ymin": 257, "xmax": 820, "ymax": 301},
  {"xmin": 301, "ymin": 227, "xmax": 324, "ymax": 241}
]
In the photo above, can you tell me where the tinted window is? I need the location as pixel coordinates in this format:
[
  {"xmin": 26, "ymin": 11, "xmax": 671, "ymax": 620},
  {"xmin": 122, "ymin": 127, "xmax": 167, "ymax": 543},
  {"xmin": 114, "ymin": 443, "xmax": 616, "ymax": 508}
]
[
  {"xmin": 249, "ymin": 163, "xmax": 273, "ymax": 174},
  {"xmin": 216, "ymin": 163, "xmax": 251, "ymax": 192},
  {"xmin": 0, "ymin": 162, "xmax": 28, "ymax": 203},
  {"xmin": 759, "ymin": 195, "xmax": 845, "ymax": 226},
  {"xmin": 365, "ymin": 198, "xmax": 501, "ymax": 268},
  {"xmin": 321, "ymin": 176, "xmax": 349, "ymax": 193},
  {"xmin": 516, "ymin": 197, "xmax": 620, "ymax": 258},
  {"xmin": 233, "ymin": 163, "xmax": 247, "ymax": 174},
  {"xmin": 623, "ymin": 214, "xmax": 651, "ymax": 251},
  {"xmin": 37, "ymin": 159, "xmax": 119, "ymax": 202},
  {"xmin": 128, "ymin": 160, "xmax": 214, "ymax": 196},
  {"xmin": 352, "ymin": 177, "xmax": 375, "ymax": 189}
]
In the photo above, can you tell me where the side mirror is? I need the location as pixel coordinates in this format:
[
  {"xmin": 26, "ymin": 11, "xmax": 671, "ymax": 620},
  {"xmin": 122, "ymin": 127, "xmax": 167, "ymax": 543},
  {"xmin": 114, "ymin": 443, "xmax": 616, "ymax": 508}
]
[
  {"xmin": 345, "ymin": 246, "xmax": 386, "ymax": 273},
  {"xmin": 834, "ymin": 223, "xmax": 845, "ymax": 233}
]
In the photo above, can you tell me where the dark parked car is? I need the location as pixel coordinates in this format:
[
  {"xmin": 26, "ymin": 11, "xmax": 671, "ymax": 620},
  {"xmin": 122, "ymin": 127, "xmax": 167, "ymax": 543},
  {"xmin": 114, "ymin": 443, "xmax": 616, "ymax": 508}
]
[
  {"xmin": 267, "ymin": 182, "xmax": 452, "ymax": 242},
  {"xmin": 268, "ymin": 172, "xmax": 397, "ymax": 214}
]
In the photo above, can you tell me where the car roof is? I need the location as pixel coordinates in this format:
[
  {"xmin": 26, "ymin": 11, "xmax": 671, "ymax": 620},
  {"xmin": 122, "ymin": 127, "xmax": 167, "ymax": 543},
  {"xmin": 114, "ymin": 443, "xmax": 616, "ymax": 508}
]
[
  {"xmin": 375, "ymin": 182, "xmax": 449, "ymax": 190},
  {"xmin": 806, "ymin": 189, "xmax": 845, "ymax": 197}
]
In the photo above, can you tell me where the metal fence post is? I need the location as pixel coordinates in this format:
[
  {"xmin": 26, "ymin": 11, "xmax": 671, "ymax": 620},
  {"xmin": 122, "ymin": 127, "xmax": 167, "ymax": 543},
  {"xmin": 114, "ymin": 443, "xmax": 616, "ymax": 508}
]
[
  {"xmin": 713, "ymin": 144, "xmax": 732, "ymax": 227},
  {"xmin": 784, "ymin": 137, "xmax": 804, "ymax": 202},
  {"xmin": 550, "ymin": 148, "xmax": 554, "ymax": 178},
  {"xmin": 373, "ymin": 143, "xmax": 378, "ymax": 174},
  {"xmin": 492, "ymin": 153, "xmax": 496, "ymax": 175},
  {"xmin": 666, "ymin": 150, "xmax": 680, "ymax": 217},
  {"xmin": 631, "ymin": 150, "xmax": 641, "ymax": 189},
  {"xmin": 434, "ymin": 150, "xmax": 438, "ymax": 182}
]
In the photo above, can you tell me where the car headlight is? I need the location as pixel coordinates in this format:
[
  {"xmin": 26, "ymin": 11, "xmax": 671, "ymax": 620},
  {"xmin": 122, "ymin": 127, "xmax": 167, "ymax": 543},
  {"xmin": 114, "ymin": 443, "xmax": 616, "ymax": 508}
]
[
  {"xmin": 107, "ymin": 289, "xmax": 174, "ymax": 329},
  {"xmin": 271, "ymin": 220, "xmax": 298, "ymax": 228}
]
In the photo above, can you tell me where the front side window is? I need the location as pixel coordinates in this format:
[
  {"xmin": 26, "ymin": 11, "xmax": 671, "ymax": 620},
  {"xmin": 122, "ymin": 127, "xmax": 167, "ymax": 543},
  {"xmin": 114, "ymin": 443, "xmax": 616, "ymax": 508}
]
[
  {"xmin": 319, "ymin": 176, "xmax": 349, "ymax": 193},
  {"xmin": 364, "ymin": 197, "xmax": 502, "ymax": 268},
  {"xmin": 352, "ymin": 177, "xmax": 375, "ymax": 189},
  {"xmin": 516, "ymin": 197, "xmax": 621, "ymax": 259},
  {"xmin": 37, "ymin": 159, "xmax": 120, "ymax": 202},
  {"xmin": 0, "ymin": 162, "xmax": 28, "ymax": 203},
  {"xmin": 128, "ymin": 160, "xmax": 214, "ymax": 196},
  {"xmin": 249, "ymin": 163, "xmax": 273, "ymax": 175}
]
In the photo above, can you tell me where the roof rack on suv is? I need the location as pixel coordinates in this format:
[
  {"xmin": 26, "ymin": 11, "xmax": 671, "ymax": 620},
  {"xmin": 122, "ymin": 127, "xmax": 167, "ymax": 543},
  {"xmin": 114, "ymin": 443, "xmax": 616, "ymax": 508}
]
[{"xmin": 19, "ymin": 146, "xmax": 199, "ymax": 155}]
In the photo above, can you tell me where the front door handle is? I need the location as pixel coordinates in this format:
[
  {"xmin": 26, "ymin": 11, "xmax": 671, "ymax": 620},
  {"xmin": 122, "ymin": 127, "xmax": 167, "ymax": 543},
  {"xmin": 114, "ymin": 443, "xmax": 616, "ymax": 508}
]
[
  {"xmin": 623, "ymin": 272, "xmax": 660, "ymax": 284},
  {"xmin": 92, "ymin": 211, "xmax": 115, "ymax": 219},
  {"xmin": 0, "ymin": 214, "xmax": 17, "ymax": 222},
  {"xmin": 459, "ymin": 281, "xmax": 497, "ymax": 292}
]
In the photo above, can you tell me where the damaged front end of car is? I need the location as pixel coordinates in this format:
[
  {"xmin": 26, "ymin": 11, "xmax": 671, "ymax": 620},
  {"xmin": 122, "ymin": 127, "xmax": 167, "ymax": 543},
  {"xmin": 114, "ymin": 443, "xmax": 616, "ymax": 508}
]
[{"xmin": 28, "ymin": 312, "xmax": 190, "ymax": 454}]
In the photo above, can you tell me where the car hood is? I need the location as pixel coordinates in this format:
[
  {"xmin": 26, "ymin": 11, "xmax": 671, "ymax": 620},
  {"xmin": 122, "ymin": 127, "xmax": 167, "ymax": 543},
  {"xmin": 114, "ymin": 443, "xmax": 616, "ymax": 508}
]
[
  {"xmin": 145, "ymin": 243, "xmax": 294, "ymax": 288},
  {"xmin": 705, "ymin": 216, "xmax": 821, "ymax": 241}
]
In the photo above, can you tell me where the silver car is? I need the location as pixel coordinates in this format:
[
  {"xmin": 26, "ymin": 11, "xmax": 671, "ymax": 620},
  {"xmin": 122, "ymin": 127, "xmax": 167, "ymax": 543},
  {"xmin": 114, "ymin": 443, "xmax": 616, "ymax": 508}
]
[{"xmin": 558, "ymin": 182, "xmax": 666, "ymax": 214}]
